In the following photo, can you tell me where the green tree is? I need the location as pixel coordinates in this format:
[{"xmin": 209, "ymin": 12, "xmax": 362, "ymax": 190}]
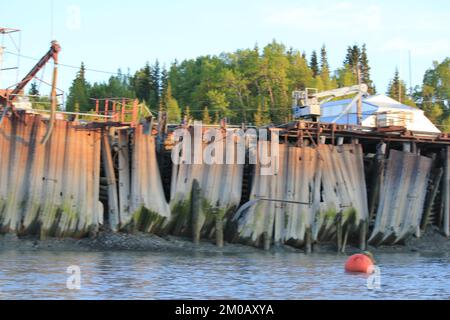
[
  {"xmin": 387, "ymin": 69, "xmax": 416, "ymax": 106},
  {"xmin": 164, "ymin": 83, "xmax": 181, "ymax": 123},
  {"xmin": 29, "ymin": 82, "xmax": 39, "ymax": 96},
  {"xmin": 360, "ymin": 44, "xmax": 375, "ymax": 94},
  {"xmin": 132, "ymin": 63, "xmax": 152, "ymax": 107},
  {"xmin": 202, "ymin": 106, "xmax": 211, "ymax": 124},
  {"xmin": 261, "ymin": 41, "xmax": 291, "ymax": 123},
  {"xmin": 28, "ymin": 81, "xmax": 51, "ymax": 110},
  {"xmin": 320, "ymin": 45, "xmax": 333, "ymax": 90},
  {"xmin": 336, "ymin": 64, "xmax": 357, "ymax": 87},
  {"xmin": 416, "ymin": 58, "xmax": 450, "ymax": 130},
  {"xmin": 150, "ymin": 60, "xmax": 161, "ymax": 109},
  {"xmin": 344, "ymin": 45, "xmax": 361, "ymax": 69},
  {"xmin": 66, "ymin": 63, "xmax": 90, "ymax": 112},
  {"xmin": 206, "ymin": 89, "xmax": 230, "ymax": 118},
  {"xmin": 310, "ymin": 50, "xmax": 319, "ymax": 77}
]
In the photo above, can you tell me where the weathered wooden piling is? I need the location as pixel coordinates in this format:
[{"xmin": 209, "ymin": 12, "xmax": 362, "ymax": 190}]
[
  {"xmin": 2, "ymin": 113, "xmax": 450, "ymax": 250},
  {"xmin": 126, "ymin": 124, "xmax": 171, "ymax": 233},
  {"xmin": 169, "ymin": 127, "xmax": 243, "ymax": 241},
  {"xmin": 369, "ymin": 150, "xmax": 433, "ymax": 245},
  {"xmin": 421, "ymin": 168, "xmax": 443, "ymax": 232},
  {"xmin": 101, "ymin": 131, "xmax": 120, "ymax": 231},
  {"xmin": 0, "ymin": 114, "xmax": 102, "ymax": 238},
  {"xmin": 191, "ymin": 179, "xmax": 202, "ymax": 244},
  {"xmin": 444, "ymin": 146, "xmax": 450, "ymax": 237},
  {"xmin": 231, "ymin": 142, "xmax": 368, "ymax": 249},
  {"xmin": 215, "ymin": 214, "xmax": 224, "ymax": 248}
]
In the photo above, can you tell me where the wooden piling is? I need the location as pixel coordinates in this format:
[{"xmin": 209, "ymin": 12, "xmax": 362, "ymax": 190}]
[
  {"xmin": 359, "ymin": 219, "xmax": 367, "ymax": 250},
  {"xmin": 305, "ymin": 228, "xmax": 312, "ymax": 254},
  {"xmin": 342, "ymin": 226, "xmax": 349, "ymax": 254},
  {"xmin": 191, "ymin": 179, "xmax": 202, "ymax": 244},
  {"xmin": 263, "ymin": 231, "xmax": 271, "ymax": 251},
  {"xmin": 444, "ymin": 146, "xmax": 450, "ymax": 237},
  {"xmin": 101, "ymin": 130, "xmax": 120, "ymax": 231},
  {"xmin": 421, "ymin": 167, "xmax": 443, "ymax": 232},
  {"xmin": 336, "ymin": 211, "xmax": 343, "ymax": 253},
  {"xmin": 215, "ymin": 216, "xmax": 224, "ymax": 248}
]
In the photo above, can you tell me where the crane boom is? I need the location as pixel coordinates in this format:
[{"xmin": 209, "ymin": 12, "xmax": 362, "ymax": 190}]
[
  {"xmin": 0, "ymin": 41, "xmax": 61, "ymax": 107},
  {"xmin": 292, "ymin": 84, "xmax": 368, "ymax": 122}
]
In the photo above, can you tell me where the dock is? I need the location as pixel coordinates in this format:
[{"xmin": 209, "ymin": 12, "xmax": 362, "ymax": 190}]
[{"xmin": 0, "ymin": 110, "xmax": 449, "ymax": 251}]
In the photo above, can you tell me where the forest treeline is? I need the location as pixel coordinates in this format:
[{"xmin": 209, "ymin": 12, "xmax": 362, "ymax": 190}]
[{"xmin": 31, "ymin": 40, "xmax": 449, "ymax": 130}]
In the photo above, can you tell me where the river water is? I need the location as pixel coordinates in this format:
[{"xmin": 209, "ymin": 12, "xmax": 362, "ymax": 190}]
[{"xmin": 0, "ymin": 250, "xmax": 448, "ymax": 300}]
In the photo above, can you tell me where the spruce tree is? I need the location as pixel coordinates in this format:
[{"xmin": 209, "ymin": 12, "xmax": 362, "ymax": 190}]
[
  {"xmin": 132, "ymin": 62, "xmax": 152, "ymax": 107},
  {"xmin": 310, "ymin": 50, "xmax": 319, "ymax": 77},
  {"xmin": 66, "ymin": 63, "xmax": 90, "ymax": 112},
  {"xmin": 320, "ymin": 45, "xmax": 331, "ymax": 89},
  {"xmin": 164, "ymin": 83, "xmax": 181, "ymax": 123},
  {"xmin": 160, "ymin": 66, "xmax": 169, "ymax": 110},
  {"xmin": 387, "ymin": 69, "xmax": 415, "ymax": 106},
  {"xmin": 359, "ymin": 44, "xmax": 375, "ymax": 94},
  {"xmin": 29, "ymin": 82, "xmax": 39, "ymax": 96},
  {"xmin": 150, "ymin": 60, "xmax": 161, "ymax": 109}
]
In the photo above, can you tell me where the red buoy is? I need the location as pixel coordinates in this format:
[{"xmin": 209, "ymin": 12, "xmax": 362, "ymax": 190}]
[{"xmin": 345, "ymin": 254, "xmax": 375, "ymax": 273}]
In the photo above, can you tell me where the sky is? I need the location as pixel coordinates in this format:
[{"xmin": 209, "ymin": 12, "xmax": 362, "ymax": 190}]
[{"xmin": 1, "ymin": 0, "xmax": 449, "ymax": 101}]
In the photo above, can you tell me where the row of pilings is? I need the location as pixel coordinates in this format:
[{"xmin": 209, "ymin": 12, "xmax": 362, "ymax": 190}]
[{"xmin": 0, "ymin": 114, "xmax": 449, "ymax": 250}]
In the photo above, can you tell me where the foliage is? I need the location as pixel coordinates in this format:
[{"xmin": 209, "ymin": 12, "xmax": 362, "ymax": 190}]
[{"xmin": 64, "ymin": 41, "xmax": 447, "ymax": 131}]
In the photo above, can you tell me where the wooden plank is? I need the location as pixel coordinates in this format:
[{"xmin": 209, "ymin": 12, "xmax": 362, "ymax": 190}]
[
  {"xmin": 101, "ymin": 131, "xmax": 120, "ymax": 231},
  {"xmin": 118, "ymin": 130, "xmax": 131, "ymax": 226},
  {"xmin": 444, "ymin": 146, "xmax": 450, "ymax": 237}
]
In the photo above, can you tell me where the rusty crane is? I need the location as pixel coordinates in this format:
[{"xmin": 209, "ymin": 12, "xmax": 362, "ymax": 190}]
[{"xmin": 0, "ymin": 40, "xmax": 61, "ymax": 143}]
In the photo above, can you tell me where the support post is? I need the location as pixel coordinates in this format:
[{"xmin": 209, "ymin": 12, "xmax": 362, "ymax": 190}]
[
  {"xmin": 101, "ymin": 130, "xmax": 120, "ymax": 231},
  {"xmin": 421, "ymin": 167, "xmax": 443, "ymax": 232},
  {"xmin": 104, "ymin": 99, "xmax": 109, "ymax": 122},
  {"xmin": 403, "ymin": 142, "xmax": 411, "ymax": 153},
  {"xmin": 263, "ymin": 232, "xmax": 271, "ymax": 251},
  {"xmin": 112, "ymin": 101, "xmax": 117, "ymax": 121},
  {"xmin": 359, "ymin": 219, "xmax": 367, "ymax": 250},
  {"xmin": 215, "ymin": 215, "xmax": 224, "ymax": 248},
  {"xmin": 305, "ymin": 228, "xmax": 312, "ymax": 254},
  {"xmin": 444, "ymin": 147, "xmax": 450, "ymax": 237},
  {"xmin": 336, "ymin": 211, "xmax": 343, "ymax": 253},
  {"xmin": 191, "ymin": 179, "xmax": 202, "ymax": 244},
  {"xmin": 132, "ymin": 99, "xmax": 138, "ymax": 127},
  {"xmin": 121, "ymin": 98, "xmax": 126, "ymax": 123}
]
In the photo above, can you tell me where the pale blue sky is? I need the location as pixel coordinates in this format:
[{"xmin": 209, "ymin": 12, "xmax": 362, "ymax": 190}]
[{"xmin": 1, "ymin": 0, "xmax": 449, "ymax": 101}]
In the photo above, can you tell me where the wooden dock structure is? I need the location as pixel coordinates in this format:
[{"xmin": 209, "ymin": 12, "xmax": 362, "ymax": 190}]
[{"xmin": 0, "ymin": 113, "xmax": 449, "ymax": 250}]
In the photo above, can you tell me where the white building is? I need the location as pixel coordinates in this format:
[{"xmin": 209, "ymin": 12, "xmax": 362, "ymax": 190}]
[{"xmin": 320, "ymin": 94, "xmax": 441, "ymax": 134}]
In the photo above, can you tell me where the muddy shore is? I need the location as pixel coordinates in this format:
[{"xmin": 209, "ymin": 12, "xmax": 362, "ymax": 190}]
[{"xmin": 0, "ymin": 227, "xmax": 449, "ymax": 255}]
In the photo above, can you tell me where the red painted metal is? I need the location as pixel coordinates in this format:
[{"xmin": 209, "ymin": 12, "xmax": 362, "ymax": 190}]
[
  {"xmin": 121, "ymin": 98, "xmax": 126, "ymax": 123},
  {"xmin": 104, "ymin": 99, "xmax": 109, "ymax": 122}
]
